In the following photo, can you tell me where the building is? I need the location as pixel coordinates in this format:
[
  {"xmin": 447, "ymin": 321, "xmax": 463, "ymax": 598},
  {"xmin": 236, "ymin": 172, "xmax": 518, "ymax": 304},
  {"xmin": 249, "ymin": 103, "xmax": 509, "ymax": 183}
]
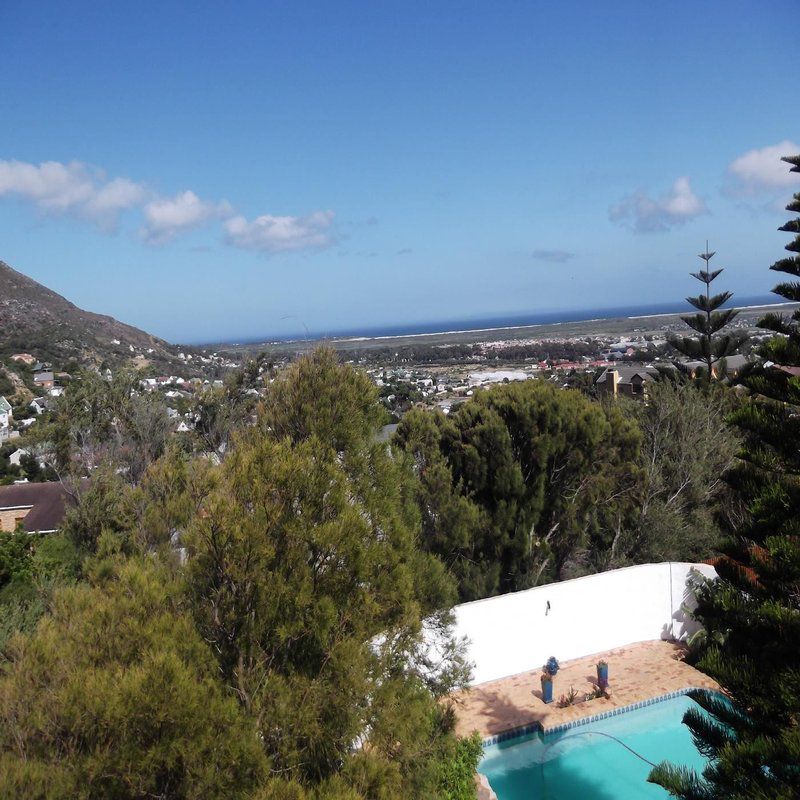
[
  {"xmin": 8, "ymin": 448, "xmax": 28, "ymax": 467},
  {"xmin": 33, "ymin": 370, "xmax": 55, "ymax": 390},
  {"xmin": 682, "ymin": 354, "xmax": 750, "ymax": 379},
  {"xmin": 0, "ymin": 481, "xmax": 77, "ymax": 533},
  {"xmin": 595, "ymin": 366, "xmax": 659, "ymax": 399},
  {"xmin": 0, "ymin": 395, "xmax": 12, "ymax": 442}
]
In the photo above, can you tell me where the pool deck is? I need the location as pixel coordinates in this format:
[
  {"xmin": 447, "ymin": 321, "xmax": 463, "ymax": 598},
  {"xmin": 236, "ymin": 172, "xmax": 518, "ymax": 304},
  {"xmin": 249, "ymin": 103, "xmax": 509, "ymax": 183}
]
[{"xmin": 452, "ymin": 639, "xmax": 719, "ymax": 739}]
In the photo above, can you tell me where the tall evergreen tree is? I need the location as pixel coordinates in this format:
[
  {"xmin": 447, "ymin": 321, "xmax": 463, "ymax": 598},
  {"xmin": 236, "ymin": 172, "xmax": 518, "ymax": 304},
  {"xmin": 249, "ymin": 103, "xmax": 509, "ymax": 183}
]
[
  {"xmin": 651, "ymin": 155, "xmax": 800, "ymax": 799},
  {"xmin": 670, "ymin": 245, "xmax": 747, "ymax": 380}
]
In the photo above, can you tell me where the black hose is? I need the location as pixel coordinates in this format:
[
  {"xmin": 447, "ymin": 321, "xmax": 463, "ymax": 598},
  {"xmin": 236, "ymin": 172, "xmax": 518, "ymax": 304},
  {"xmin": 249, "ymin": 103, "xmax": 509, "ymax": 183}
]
[{"xmin": 538, "ymin": 730, "xmax": 658, "ymax": 799}]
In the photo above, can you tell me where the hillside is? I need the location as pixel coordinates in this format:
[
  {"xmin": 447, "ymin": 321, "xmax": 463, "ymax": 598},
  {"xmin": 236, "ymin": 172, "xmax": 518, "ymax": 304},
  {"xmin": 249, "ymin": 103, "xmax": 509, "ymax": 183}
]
[{"xmin": 0, "ymin": 259, "xmax": 181, "ymax": 370}]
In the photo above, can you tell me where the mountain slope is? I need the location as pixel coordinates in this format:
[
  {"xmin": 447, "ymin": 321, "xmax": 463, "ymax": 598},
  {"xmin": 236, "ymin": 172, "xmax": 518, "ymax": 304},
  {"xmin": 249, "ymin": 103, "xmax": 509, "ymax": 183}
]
[{"xmin": 0, "ymin": 260, "xmax": 178, "ymax": 368}]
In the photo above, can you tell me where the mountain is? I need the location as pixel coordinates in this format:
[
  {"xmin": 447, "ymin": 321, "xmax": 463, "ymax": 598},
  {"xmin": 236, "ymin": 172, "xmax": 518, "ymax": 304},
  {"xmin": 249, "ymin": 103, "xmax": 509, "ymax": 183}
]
[{"xmin": 0, "ymin": 260, "xmax": 181, "ymax": 370}]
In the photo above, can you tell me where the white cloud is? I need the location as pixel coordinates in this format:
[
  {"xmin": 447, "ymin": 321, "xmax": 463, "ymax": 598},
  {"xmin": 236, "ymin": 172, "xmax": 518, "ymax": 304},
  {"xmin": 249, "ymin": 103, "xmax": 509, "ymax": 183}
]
[
  {"xmin": 727, "ymin": 140, "xmax": 800, "ymax": 194},
  {"xmin": 141, "ymin": 190, "xmax": 233, "ymax": 244},
  {"xmin": 224, "ymin": 210, "xmax": 337, "ymax": 254},
  {"xmin": 0, "ymin": 157, "xmax": 340, "ymax": 254},
  {"xmin": 0, "ymin": 159, "xmax": 146, "ymax": 229},
  {"xmin": 610, "ymin": 176, "xmax": 707, "ymax": 233}
]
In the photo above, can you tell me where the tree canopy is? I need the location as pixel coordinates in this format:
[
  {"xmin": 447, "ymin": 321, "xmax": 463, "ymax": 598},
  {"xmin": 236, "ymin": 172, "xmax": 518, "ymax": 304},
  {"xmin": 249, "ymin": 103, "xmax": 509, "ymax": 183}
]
[{"xmin": 395, "ymin": 379, "xmax": 643, "ymax": 598}]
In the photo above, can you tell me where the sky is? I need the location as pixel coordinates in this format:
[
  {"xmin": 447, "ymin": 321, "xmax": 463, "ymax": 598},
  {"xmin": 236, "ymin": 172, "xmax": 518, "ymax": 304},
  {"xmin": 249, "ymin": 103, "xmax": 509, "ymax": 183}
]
[{"xmin": 1, "ymin": 1, "xmax": 799, "ymax": 344}]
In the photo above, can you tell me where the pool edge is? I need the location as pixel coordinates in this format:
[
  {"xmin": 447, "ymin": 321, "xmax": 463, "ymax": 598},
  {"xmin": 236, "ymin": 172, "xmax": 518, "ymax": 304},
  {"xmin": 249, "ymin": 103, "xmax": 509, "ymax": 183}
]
[{"xmin": 480, "ymin": 686, "xmax": 710, "ymax": 746}]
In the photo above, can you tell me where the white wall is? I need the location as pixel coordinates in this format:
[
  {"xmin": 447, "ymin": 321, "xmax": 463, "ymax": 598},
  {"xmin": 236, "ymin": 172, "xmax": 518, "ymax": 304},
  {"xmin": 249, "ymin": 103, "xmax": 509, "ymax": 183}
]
[{"xmin": 452, "ymin": 562, "xmax": 716, "ymax": 685}]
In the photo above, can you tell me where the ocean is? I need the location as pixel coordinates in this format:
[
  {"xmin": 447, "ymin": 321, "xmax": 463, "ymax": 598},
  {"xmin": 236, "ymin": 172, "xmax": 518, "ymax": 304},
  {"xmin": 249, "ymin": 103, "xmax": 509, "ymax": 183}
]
[{"xmin": 226, "ymin": 294, "xmax": 781, "ymax": 346}]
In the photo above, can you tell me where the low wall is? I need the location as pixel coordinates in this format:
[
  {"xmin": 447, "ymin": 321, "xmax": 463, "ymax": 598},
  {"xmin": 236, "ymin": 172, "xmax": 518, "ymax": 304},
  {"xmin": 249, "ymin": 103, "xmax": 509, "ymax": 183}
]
[{"xmin": 451, "ymin": 562, "xmax": 716, "ymax": 685}]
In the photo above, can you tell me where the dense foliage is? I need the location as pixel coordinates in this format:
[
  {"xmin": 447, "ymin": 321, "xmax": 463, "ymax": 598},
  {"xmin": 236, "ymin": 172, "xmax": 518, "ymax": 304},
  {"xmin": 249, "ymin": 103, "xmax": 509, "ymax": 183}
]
[
  {"xmin": 0, "ymin": 348, "xmax": 479, "ymax": 800},
  {"xmin": 0, "ymin": 557, "xmax": 267, "ymax": 799},
  {"xmin": 621, "ymin": 378, "xmax": 741, "ymax": 565},
  {"xmin": 651, "ymin": 155, "xmax": 800, "ymax": 799},
  {"xmin": 394, "ymin": 377, "xmax": 737, "ymax": 600}
]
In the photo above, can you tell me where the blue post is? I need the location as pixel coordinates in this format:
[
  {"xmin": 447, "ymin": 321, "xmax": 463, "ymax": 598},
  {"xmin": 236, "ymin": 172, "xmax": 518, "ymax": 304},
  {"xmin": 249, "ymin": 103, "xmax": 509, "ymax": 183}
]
[{"xmin": 541, "ymin": 677, "xmax": 553, "ymax": 704}]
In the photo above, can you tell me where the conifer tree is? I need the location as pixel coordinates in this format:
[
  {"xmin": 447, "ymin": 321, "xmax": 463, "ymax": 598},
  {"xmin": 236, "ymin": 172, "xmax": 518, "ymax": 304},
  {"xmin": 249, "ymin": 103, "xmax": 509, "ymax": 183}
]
[
  {"xmin": 650, "ymin": 155, "xmax": 800, "ymax": 799},
  {"xmin": 669, "ymin": 245, "xmax": 747, "ymax": 380}
]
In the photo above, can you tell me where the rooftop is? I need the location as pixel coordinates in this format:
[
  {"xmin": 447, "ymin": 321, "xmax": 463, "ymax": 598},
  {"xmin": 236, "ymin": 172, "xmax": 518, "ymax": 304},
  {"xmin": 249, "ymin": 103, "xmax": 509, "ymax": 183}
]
[
  {"xmin": 595, "ymin": 365, "xmax": 659, "ymax": 385},
  {"xmin": 0, "ymin": 480, "xmax": 78, "ymax": 533}
]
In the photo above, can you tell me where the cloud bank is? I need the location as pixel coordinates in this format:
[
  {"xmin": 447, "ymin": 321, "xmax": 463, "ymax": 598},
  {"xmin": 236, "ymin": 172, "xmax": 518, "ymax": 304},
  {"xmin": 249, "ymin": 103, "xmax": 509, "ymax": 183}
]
[
  {"xmin": 610, "ymin": 176, "xmax": 707, "ymax": 233},
  {"xmin": 0, "ymin": 158, "xmax": 337, "ymax": 255}
]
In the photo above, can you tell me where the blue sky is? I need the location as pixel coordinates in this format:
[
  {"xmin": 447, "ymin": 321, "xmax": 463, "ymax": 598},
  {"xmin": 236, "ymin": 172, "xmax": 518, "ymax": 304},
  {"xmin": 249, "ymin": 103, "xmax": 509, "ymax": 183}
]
[{"xmin": 1, "ymin": 1, "xmax": 798, "ymax": 344}]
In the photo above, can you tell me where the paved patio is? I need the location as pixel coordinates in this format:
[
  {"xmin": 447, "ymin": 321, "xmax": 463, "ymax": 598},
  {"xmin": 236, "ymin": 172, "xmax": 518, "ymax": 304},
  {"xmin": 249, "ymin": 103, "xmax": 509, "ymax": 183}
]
[{"xmin": 452, "ymin": 640, "xmax": 719, "ymax": 738}]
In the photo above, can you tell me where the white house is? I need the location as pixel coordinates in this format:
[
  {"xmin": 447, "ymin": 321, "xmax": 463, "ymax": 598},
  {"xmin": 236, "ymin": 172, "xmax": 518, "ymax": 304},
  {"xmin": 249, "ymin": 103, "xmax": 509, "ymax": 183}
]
[
  {"xmin": 29, "ymin": 398, "xmax": 47, "ymax": 415},
  {"xmin": 0, "ymin": 396, "xmax": 12, "ymax": 443},
  {"xmin": 9, "ymin": 448, "xmax": 27, "ymax": 467}
]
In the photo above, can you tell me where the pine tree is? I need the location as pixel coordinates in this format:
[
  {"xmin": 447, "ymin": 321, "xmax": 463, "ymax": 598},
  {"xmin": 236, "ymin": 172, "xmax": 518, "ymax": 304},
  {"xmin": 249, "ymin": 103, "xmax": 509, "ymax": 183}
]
[
  {"xmin": 669, "ymin": 245, "xmax": 747, "ymax": 380},
  {"xmin": 650, "ymin": 156, "xmax": 800, "ymax": 799}
]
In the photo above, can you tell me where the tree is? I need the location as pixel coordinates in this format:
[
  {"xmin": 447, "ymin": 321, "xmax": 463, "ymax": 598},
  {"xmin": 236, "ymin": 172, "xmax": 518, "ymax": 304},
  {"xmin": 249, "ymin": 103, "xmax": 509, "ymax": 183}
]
[
  {"xmin": 0, "ymin": 557, "xmax": 267, "ymax": 799},
  {"xmin": 651, "ymin": 155, "xmax": 800, "ymax": 799},
  {"xmin": 613, "ymin": 379, "xmax": 741, "ymax": 566},
  {"xmin": 395, "ymin": 380, "xmax": 642, "ymax": 597},
  {"xmin": 670, "ymin": 245, "xmax": 747, "ymax": 380},
  {"xmin": 392, "ymin": 408, "xmax": 490, "ymax": 600},
  {"xmin": 260, "ymin": 347, "xmax": 386, "ymax": 456},
  {"xmin": 183, "ymin": 348, "xmax": 469, "ymax": 797},
  {"xmin": 189, "ymin": 355, "xmax": 268, "ymax": 457}
]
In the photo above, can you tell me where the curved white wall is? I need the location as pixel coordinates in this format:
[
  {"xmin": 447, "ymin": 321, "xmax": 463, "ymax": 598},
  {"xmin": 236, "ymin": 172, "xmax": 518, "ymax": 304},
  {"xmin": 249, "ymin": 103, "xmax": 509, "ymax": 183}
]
[{"xmin": 452, "ymin": 562, "xmax": 716, "ymax": 685}]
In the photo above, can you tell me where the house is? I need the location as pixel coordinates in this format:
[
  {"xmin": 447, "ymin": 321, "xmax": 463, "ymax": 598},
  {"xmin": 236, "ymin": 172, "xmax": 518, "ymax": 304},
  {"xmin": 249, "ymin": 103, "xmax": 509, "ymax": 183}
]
[
  {"xmin": 29, "ymin": 398, "xmax": 47, "ymax": 415},
  {"xmin": 10, "ymin": 447, "xmax": 47, "ymax": 469},
  {"xmin": 682, "ymin": 354, "xmax": 750, "ymax": 379},
  {"xmin": 595, "ymin": 366, "xmax": 659, "ymax": 399},
  {"xmin": 0, "ymin": 396, "xmax": 12, "ymax": 443},
  {"xmin": 0, "ymin": 481, "xmax": 77, "ymax": 533},
  {"xmin": 33, "ymin": 370, "xmax": 55, "ymax": 390},
  {"xmin": 9, "ymin": 448, "xmax": 28, "ymax": 467}
]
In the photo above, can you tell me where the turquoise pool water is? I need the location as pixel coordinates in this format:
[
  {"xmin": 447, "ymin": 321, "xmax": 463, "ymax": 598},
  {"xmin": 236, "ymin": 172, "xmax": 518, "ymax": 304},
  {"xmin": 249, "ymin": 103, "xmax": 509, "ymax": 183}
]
[{"xmin": 479, "ymin": 696, "xmax": 706, "ymax": 800}]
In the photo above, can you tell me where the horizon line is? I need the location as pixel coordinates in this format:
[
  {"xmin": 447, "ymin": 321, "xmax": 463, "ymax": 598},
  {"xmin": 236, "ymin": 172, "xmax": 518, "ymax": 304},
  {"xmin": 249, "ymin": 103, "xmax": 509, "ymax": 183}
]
[{"xmin": 185, "ymin": 293, "xmax": 784, "ymax": 349}]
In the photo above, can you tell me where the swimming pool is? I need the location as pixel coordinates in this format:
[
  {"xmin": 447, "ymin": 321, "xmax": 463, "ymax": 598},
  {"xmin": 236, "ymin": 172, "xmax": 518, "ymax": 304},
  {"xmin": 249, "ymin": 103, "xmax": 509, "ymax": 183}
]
[{"xmin": 479, "ymin": 695, "xmax": 706, "ymax": 800}]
